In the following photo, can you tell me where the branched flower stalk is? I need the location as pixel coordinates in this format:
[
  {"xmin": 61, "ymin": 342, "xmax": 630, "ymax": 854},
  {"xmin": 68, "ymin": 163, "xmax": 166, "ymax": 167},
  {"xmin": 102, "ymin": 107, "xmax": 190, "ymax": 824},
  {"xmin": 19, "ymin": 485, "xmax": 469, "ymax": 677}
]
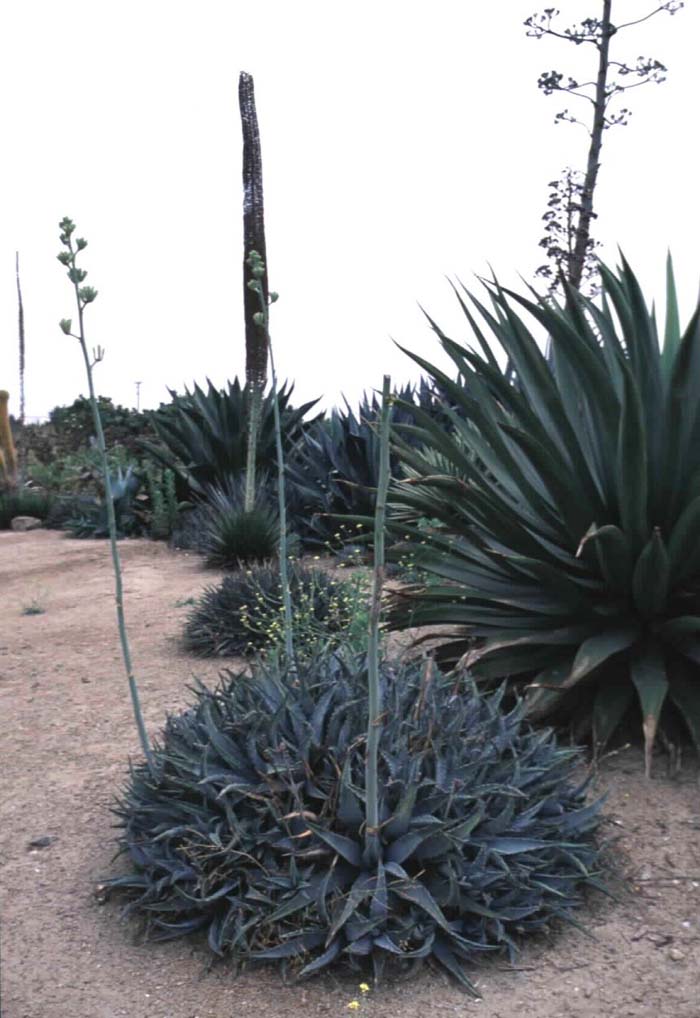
[
  {"xmin": 246, "ymin": 250, "xmax": 294, "ymax": 668},
  {"xmin": 365, "ymin": 374, "xmax": 392, "ymax": 864},
  {"xmin": 57, "ymin": 217, "xmax": 155, "ymax": 776}
]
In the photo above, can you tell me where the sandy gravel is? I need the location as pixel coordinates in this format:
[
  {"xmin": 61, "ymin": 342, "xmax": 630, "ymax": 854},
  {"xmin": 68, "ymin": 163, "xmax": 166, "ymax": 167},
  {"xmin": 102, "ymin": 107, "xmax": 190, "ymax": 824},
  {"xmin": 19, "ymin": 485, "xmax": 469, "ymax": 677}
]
[{"xmin": 1, "ymin": 530, "xmax": 699, "ymax": 1018}]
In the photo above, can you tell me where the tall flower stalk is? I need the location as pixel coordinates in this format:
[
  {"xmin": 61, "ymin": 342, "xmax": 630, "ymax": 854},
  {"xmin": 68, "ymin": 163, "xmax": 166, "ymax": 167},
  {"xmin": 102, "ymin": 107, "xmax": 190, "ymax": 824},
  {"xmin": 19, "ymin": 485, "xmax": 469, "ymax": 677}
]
[
  {"xmin": 365, "ymin": 374, "xmax": 392, "ymax": 863},
  {"xmin": 57, "ymin": 217, "xmax": 155, "ymax": 776},
  {"xmin": 245, "ymin": 249, "xmax": 294, "ymax": 666},
  {"xmin": 239, "ymin": 72, "xmax": 269, "ymax": 513}
]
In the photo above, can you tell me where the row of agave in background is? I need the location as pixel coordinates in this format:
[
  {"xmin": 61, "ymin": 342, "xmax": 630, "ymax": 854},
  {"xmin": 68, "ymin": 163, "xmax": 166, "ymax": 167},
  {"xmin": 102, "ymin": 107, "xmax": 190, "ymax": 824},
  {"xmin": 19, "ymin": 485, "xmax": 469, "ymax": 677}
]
[{"xmin": 2, "ymin": 376, "xmax": 451, "ymax": 553}]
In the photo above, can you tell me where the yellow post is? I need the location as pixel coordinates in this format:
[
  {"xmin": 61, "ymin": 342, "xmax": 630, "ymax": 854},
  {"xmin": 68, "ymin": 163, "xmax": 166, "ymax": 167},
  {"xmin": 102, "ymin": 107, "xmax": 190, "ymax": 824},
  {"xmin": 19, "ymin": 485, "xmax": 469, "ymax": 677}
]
[{"xmin": 0, "ymin": 391, "xmax": 18, "ymax": 488}]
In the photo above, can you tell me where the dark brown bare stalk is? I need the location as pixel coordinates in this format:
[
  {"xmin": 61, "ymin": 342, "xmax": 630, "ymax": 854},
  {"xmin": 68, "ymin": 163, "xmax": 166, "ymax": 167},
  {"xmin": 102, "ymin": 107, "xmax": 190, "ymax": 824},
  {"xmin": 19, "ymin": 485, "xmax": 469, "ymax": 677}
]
[
  {"xmin": 569, "ymin": 0, "xmax": 613, "ymax": 291},
  {"xmin": 528, "ymin": 0, "xmax": 683, "ymax": 294},
  {"xmin": 240, "ymin": 71, "xmax": 269, "ymax": 511}
]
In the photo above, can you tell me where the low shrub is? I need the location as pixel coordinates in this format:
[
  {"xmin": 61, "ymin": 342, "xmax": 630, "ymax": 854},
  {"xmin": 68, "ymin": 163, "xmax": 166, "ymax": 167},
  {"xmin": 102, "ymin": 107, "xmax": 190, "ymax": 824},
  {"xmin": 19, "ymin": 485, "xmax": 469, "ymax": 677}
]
[
  {"xmin": 182, "ymin": 561, "xmax": 368, "ymax": 659},
  {"xmin": 0, "ymin": 489, "xmax": 54, "ymax": 529},
  {"xmin": 106, "ymin": 654, "xmax": 602, "ymax": 990},
  {"xmin": 168, "ymin": 505, "xmax": 209, "ymax": 553}
]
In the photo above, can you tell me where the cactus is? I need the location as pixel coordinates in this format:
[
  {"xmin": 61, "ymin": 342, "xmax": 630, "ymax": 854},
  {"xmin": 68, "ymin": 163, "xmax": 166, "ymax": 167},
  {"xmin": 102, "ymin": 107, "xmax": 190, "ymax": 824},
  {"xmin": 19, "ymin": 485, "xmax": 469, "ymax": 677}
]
[{"xmin": 0, "ymin": 390, "xmax": 18, "ymax": 488}]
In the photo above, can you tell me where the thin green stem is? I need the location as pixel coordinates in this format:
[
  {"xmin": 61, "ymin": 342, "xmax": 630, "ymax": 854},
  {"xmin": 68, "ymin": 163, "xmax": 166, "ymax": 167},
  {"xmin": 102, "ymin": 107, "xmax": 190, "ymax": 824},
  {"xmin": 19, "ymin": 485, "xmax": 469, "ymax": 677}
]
[
  {"xmin": 365, "ymin": 374, "xmax": 392, "ymax": 864},
  {"xmin": 62, "ymin": 228, "xmax": 155, "ymax": 777},
  {"xmin": 268, "ymin": 340, "xmax": 295, "ymax": 669}
]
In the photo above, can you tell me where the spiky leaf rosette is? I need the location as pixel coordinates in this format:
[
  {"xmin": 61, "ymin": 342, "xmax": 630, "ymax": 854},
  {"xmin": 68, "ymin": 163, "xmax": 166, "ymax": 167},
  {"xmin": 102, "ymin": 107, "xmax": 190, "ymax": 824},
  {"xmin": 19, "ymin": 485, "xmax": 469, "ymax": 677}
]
[
  {"xmin": 106, "ymin": 655, "xmax": 601, "ymax": 992},
  {"xmin": 287, "ymin": 382, "xmax": 450, "ymax": 548},
  {"xmin": 144, "ymin": 378, "xmax": 321, "ymax": 498},
  {"xmin": 182, "ymin": 562, "xmax": 361, "ymax": 658},
  {"xmin": 199, "ymin": 478, "xmax": 279, "ymax": 568},
  {"xmin": 386, "ymin": 255, "xmax": 700, "ymax": 773}
]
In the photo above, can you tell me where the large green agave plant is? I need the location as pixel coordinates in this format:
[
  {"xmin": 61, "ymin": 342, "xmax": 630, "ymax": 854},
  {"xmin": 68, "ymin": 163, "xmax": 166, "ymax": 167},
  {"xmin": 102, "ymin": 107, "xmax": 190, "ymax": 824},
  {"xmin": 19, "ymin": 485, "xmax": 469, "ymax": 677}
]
[
  {"xmin": 387, "ymin": 256, "xmax": 700, "ymax": 774},
  {"xmin": 104, "ymin": 655, "xmax": 601, "ymax": 992},
  {"xmin": 144, "ymin": 378, "xmax": 320, "ymax": 497}
]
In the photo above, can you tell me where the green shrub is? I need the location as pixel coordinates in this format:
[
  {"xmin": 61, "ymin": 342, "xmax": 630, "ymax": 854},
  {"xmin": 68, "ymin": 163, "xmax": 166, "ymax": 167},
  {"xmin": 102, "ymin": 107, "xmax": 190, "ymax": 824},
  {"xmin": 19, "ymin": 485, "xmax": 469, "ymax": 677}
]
[
  {"xmin": 387, "ymin": 256, "xmax": 700, "ymax": 773},
  {"xmin": 182, "ymin": 561, "xmax": 368, "ymax": 659},
  {"xmin": 106, "ymin": 654, "xmax": 601, "ymax": 990},
  {"xmin": 0, "ymin": 489, "xmax": 53, "ymax": 529}
]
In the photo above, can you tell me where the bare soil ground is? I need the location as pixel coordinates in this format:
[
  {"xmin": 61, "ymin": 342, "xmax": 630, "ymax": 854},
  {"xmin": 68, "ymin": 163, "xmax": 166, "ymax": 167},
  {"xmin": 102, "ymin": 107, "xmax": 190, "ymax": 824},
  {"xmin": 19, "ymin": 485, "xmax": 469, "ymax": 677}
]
[{"xmin": 2, "ymin": 530, "xmax": 700, "ymax": 1018}]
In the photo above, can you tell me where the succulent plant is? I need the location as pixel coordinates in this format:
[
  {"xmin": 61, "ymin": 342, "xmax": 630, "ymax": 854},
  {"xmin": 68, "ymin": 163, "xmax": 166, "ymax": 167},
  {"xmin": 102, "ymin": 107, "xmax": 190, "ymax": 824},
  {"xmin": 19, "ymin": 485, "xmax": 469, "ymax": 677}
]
[
  {"xmin": 197, "ymin": 477, "xmax": 280, "ymax": 568},
  {"xmin": 387, "ymin": 255, "xmax": 700, "ymax": 774},
  {"xmin": 63, "ymin": 464, "xmax": 144, "ymax": 539},
  {"xmin": 106, "ymin": 653, "xmax": 601, "ymax": 992},
  {"xmin": 182, "ymin": 561, "xmax": 365, "ymax": 659},
  {"xmin": 287, "ymin": 382, "xmax": 448, "ymax": 548},
  {"xmin": 144, "ymin": 378, "xmax": 320, "ymax": 498}
]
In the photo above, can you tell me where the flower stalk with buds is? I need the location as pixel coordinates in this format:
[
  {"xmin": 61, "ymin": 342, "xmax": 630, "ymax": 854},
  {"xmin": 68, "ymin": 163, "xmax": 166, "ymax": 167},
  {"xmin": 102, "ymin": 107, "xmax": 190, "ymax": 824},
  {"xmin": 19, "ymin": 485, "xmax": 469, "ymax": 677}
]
[{"xmin": 57, "ymin": 218, "xmax": 154, "ymax": 776}]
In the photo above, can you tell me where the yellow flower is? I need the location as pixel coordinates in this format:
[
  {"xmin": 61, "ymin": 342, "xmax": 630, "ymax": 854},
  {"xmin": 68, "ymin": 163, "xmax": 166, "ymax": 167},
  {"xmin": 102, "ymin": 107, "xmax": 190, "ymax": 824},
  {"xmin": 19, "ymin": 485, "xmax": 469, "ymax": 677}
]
[
  {"xmin": 359, "ymin": 982, "xmax": 370, "ymax": 994},
  {"xmin": 348, "ymin": 1002, "xmax": 360, "ymax": 1011}
]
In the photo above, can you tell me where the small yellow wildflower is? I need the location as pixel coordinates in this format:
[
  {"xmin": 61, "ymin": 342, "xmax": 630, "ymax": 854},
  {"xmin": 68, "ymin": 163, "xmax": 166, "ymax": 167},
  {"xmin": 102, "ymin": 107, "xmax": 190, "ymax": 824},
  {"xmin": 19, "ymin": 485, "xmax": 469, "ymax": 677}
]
[
  {"xmin": 359, "ymin": 982, "xmax": 370, "ymax": 994},
  {"xmin": 348, "ymin": 1002, "xmax": 360, "ymax": 1011}
]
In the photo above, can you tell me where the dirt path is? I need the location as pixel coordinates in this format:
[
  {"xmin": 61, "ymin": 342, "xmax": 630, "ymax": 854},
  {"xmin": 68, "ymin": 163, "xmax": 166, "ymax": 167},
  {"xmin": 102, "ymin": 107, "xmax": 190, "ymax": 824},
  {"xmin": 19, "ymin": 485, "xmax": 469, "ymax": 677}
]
[{"xmin": 1, "ymin": 531, "xmax": 699, "ymax": 1018}]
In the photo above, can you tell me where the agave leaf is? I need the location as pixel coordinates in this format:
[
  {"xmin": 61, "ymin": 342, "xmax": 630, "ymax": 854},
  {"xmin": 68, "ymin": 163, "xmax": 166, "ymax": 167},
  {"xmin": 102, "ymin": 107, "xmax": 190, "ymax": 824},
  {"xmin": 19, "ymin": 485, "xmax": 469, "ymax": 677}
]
[
  {"xmin": 297, "ymin": 937, "xmax": 343, "ymax": 977},
  {"xmin": 477, "ymin": 837, "xmax": 556, "ymax": 855},
  {"xmin": 662, "ymin": 305, "xmax": 700, "ymax": 523},
  {"xmin": 657, "ymin": 616, "xmax": 700, "ymax": 642},
  {"xmin": 667, "ymin": 497, "xmax": 700, "ymax": 582},
  {"xmin": 630, "ymin": 644, "xmax": 668, "ymax": 778},
  {"xmin": 386, "ymin": 828, "xmax": 440, "ymax": 865},
  {"xmin": 431, "ymin": 938, "xmax": 480, "ymax": 995},
  {"xmin": 378, "ymin": 930, "xmax": 437, "ymax": 959},
  {"xmin": 593, "ymin": 681, "xmax": 635, "ymax": 752},
  {"xmin": 252, "ymin": 931, "xmax": 326, "ymax": 959},
  {"xmin": 306, "ymin": 824, "xmax": 362, "ymax": 867},
  {"xmin": 616, "ymin": 365, "xmax": 648, "ymax": 551},
  {"xmin": 393, "ymin": 882, "xmax": 452, "ymax": 933},
  {"xmin": 667, "ymin": 659, "xmax": 700, "ymax": 751},
  {"xmin": 327, "ymin": 872, "xmax": 374, "ymax": 943},
  {"xmin": 661, "ymin": 252, "xmax": 682, "ymax": 381},
  {"xmin": 578, "ymin": 524, "xmax": 633, "ymax": 593},
  {"xmin": 570, "ymin": 628, "xmax": 639, "ymax": 684},
  {"xmin": 266, "ymin": 889, "xmax": 314, "ymax": 923},
  {"xmin": 337, "ymin": 759, "xmax": 364, "ymax": 826},
  {"xmin": 632, "ymin": 531, "xmax": 669, "ymax": 619},
  {"xmin": 499, "ymin": 424, "xmax": 597, "ymax": 540},
  {"xmin": 524, "ymin": 659, "xmax": 576, "ymax": 718}
]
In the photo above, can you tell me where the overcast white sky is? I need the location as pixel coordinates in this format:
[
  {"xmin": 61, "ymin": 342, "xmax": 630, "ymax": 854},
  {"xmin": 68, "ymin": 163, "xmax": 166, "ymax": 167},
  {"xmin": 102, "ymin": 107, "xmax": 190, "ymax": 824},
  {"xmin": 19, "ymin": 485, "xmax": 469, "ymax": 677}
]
[{"xmin": 0, "ymin": 0, "xmax": 697, "ymax": 420}]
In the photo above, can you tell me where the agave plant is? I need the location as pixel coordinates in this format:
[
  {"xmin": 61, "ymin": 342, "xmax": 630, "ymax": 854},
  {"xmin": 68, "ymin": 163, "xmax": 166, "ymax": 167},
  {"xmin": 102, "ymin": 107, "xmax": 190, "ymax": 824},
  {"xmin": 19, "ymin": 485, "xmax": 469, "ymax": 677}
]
[
  {"xmin": 287, "ymin": 382, "xmax": 446, "ymax": 547},
  {"xmin": 63, "ymin": 464, "xmax": 144, "ymax": 539},
  {"xmin": 144, "ymin": 378, "xmax": 320, "ymax": 497},
  {"xmin": 387, "ymin": 255, "xmax": 700, "ymax": 774},
  {"xmin": 105, "ymin": 654, "xmax": 601, "ymax": 991},
  {"xmin": 197, "ymin": 477, "xmax": 280, "ymax": 568}
]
